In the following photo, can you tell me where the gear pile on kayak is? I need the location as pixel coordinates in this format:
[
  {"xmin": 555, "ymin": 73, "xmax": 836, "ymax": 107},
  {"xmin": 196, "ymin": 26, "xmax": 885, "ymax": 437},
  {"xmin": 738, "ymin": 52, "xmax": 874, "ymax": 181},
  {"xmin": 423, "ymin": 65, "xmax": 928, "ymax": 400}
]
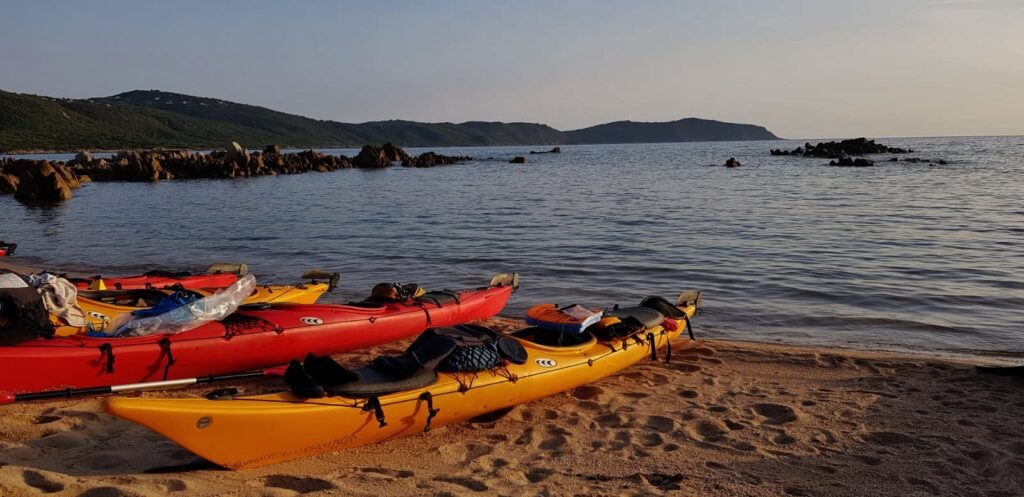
[{"xmin": 0, "ymin": 261, "xmax": 704, "ymax": 469}]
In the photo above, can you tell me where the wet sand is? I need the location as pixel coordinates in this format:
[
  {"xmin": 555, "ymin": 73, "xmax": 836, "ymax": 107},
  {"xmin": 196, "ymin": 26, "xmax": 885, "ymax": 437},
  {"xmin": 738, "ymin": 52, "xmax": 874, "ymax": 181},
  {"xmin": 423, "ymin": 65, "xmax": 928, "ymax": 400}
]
[{"xmin": 0, "ymin": 305, "xmax": 1021, "ymax": 496}]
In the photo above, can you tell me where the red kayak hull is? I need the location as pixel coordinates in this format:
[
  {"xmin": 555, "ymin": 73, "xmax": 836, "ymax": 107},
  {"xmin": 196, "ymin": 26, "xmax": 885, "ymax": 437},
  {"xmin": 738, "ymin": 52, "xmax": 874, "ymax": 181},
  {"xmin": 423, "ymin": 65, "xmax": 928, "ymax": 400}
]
[
  {"xmin": 0, "ymin": 285, "xmax": 513, "ymax": 393},
  {"xmin": 71, "ymin": 272, "xmax": 239, "ymax": 291}
]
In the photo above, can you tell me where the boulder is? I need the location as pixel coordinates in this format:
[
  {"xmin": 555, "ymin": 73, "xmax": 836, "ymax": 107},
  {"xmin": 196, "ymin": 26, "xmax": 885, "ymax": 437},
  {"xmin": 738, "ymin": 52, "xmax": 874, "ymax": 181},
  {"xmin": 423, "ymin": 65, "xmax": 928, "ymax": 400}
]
[
  {"xmin": 510, "ymin": 156, "xmax": 528, "ymax": 164},
  {"xmin": 14, "ymin": 160, "xmax": 76, "ymax": 203},
  {"xmin": 0, "ymin": 173, "xmax": 18, "ymax": 194},
  {"xmin": 353, "ymin": 145, "xmax": 394, "ymax": 169},
  {"xmin": 381, "ymin": 142, "xmax": 411, "ymax": 163},
  {"xmin": 75, "ymin": 150, "xmax": 93, "ymax": 164},
  {"xmin": 264, "ymin": 145, "xmax": 281, "ymax": 155},
  {"xmin": 724, "ymin": 158, "xmax": 741, "ymax": 168}
]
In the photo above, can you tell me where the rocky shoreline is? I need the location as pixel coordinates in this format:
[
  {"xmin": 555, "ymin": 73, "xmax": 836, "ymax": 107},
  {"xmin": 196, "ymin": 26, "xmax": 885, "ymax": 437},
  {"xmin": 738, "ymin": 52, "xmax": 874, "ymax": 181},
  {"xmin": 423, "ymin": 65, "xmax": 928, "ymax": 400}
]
[{"xmin": 0, "ymin": 143, "xmax": 470, "ymax": 204}]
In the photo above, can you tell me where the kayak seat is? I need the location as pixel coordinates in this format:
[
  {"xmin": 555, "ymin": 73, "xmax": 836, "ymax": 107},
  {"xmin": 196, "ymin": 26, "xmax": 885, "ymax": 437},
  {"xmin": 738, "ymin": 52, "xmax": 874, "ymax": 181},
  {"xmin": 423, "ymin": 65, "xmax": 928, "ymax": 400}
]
[
  {"xmin": 327, "ymin": 366, "xmax": 437, "ymax": 397},
  {"xmin": 143, "ymin": 269, "xmax": 193, "ymax": 279},
  {"xmin": 415, "ymin": 291, "xmax": 459, "ymax": 307},
  {"xmin": 606, "ymin": 307, "xmax": 664, "ymax": 328},
  {"xmin": 511, "ymin": 327, "xmax": 595, "ymax": 347},
  {"xmin": 639, "ymin": 296, "xmax": 687, "ymax": 319},
  {"xmin": 79, "ymin": 289, "xmax": 172, "ymax": 307}
]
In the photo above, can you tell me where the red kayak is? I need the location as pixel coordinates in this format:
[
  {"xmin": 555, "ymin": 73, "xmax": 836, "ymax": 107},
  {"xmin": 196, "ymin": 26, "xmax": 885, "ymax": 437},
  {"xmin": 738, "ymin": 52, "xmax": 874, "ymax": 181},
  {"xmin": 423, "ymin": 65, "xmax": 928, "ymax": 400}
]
[
  {"xmin": 0, "ymin": 274, "xmax": 518, "ymax": 394},
  {"xmin": 70, "ymin": 263, "xmax": 247, "ymax": 290}
]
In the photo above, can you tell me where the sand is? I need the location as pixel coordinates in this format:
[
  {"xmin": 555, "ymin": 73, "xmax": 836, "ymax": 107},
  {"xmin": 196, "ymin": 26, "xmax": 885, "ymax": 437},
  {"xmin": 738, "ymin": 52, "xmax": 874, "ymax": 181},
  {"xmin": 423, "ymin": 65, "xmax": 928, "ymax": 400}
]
[{"xmin": 1, "ymin": 260, "xmax": 1022, "ymax": 496}]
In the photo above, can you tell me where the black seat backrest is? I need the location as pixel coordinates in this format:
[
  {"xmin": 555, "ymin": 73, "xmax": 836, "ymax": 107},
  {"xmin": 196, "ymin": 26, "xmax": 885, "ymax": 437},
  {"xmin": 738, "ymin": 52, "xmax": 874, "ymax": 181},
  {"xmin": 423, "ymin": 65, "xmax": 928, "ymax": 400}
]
[
  {"xmin": 639, "ymin": 296, "xmax": 687, "ymax": 319},
  {"xmin": 511, "ymin": 327, "xmax": 595, "ymax": 347},
  {"xmin": 606, "ymin": 306, "xmax": 664, "ymax": 328},
  {"xmin": 415, "ymin": 291, "xmax": 459, "ymax": 307}
]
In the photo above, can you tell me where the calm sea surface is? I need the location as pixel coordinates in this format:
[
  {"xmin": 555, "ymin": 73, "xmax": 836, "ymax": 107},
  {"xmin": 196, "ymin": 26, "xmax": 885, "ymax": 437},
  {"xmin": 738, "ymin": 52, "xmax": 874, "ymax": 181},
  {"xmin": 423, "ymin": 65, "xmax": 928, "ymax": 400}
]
[{"xmin": 3, "ymin": 137, "xmax": 1022, "ymax": 359}]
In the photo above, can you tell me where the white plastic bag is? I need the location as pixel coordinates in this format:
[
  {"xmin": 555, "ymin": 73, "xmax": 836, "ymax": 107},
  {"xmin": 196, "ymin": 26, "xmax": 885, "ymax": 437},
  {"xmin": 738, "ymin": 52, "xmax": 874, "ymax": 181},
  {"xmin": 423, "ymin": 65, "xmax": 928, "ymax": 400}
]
[{"xmin": 111, "ymin": 274, "xmax": 256, "ymax": 337}]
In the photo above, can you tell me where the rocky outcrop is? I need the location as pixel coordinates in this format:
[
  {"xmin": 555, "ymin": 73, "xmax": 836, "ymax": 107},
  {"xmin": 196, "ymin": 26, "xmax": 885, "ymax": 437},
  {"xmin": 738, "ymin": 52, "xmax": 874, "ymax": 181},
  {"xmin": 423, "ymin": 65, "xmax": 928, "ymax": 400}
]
[
  {"xmin": 63, "ymin": 147, "xmax": 354, "ymax": 183},
  {"xmin": 0, "ymin": 142, "xmax": 474, "ymax": 203},
  {"xmin": 529, "ymin": 147, "xmax": 561, "ymax": 154},
  {"xmin": 724, "ymin": 158, "xmax": 741, "ymax": 168},
  {"xmin": 401, "ymin": 152, "xmax": 472, "ymax": 168},
  {"xmin": 510, "ymin": 157, "xmax": 528, "ymax": 164},
  {"xmin": 3, "ymin": 159, "xmax": 80, "ymax": 203},
  {"xmin": 771, "ymin": 138, "xmax": 911, "ymax": 158},
  {"xmin": 829, "ymin": 157, "xmax": 874, "ymax": 167}
]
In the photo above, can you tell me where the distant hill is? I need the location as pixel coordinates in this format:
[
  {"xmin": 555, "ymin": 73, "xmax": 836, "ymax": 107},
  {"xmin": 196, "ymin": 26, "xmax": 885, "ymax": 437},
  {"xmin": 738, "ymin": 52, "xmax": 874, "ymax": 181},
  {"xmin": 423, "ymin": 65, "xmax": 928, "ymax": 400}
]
[
  {"xmin": 0, "ymin": 89, "xmax": 778, "ymax": 152},
  {"xmin": 565, "ymin": 118, "xmax": 778, "ymax": 144}
]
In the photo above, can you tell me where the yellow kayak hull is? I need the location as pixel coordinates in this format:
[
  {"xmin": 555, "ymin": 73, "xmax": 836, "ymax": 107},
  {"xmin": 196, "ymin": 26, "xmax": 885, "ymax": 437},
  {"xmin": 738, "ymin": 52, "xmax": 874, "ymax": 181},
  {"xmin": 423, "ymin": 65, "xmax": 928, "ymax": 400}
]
[
  {"xmin": 58, "ymin": 282, "xmax": 330, "ymax": 335},
  {"xmin": 104, "ymin": 304, "xmax": 697, "ymax": 469}
]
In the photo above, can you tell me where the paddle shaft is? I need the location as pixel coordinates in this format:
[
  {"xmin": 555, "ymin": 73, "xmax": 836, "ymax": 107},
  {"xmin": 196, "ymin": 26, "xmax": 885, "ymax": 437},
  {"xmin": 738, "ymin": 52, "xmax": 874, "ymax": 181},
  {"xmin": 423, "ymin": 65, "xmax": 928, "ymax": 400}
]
[{"xmin": 1, "ymin": 367, "xmax": 285, "ymax": 404}]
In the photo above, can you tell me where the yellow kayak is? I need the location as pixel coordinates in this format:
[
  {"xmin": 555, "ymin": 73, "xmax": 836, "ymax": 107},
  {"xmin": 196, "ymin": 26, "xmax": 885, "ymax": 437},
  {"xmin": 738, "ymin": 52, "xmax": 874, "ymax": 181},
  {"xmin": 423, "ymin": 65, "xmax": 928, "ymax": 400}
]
[
  {"xmin": 104, "ymin": 293, "xmax": 700, "ymax": 469},
  {"xmin": 62, "ymin": 273, "xmax": 339, "ymax": 334}
]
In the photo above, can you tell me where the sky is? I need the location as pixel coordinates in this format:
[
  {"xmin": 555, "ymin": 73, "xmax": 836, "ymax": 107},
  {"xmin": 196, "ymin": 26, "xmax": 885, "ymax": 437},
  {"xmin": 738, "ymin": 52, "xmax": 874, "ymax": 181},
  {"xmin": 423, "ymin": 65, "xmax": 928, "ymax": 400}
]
[{"xmin": 1, "ymin": 0, "xmax": 1022, "ymax": 138}]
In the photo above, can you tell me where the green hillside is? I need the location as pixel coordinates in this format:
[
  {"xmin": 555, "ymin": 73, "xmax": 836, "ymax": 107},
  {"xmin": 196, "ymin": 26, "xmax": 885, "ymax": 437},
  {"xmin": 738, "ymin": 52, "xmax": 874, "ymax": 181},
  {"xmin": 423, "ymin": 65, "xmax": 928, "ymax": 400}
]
[{"xmin": 0, "ymin": 89, "xmax": 778, "ymax": 152}]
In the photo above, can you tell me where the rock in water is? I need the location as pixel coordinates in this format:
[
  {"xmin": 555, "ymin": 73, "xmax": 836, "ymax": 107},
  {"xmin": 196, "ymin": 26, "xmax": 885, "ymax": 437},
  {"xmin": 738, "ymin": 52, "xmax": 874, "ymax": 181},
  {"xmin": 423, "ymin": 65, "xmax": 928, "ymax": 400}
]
[
  {"xmin": 829, "ymin": 157, "xmax": 874, "ymax": 167},
  {"xmin": 353, "ymin": 145, "xmax": 394, "ymax": 169},
  {"xmin": 0, "ymin": 173, "xmax": 18, "ymax": 193},
  {"xmin": 770, "ymin": 138, "xmax": 911, "ymax": 158},
  {"xmin": 510, "ymin": 156, "xmax": 528, "ymax": 164},
  {"xmin": 725, "ymin": 158, "xmax": 741, "ymax": 168},
  {"xmin": 382, "ymin": 142, "xmax": 411, "ymax": 163},
  {"xmin": 264, "ymin": 145, "xmax": 281, "ymax": 155},
  {"xmin": 75, "ymin": 150, "xmax": 93, "ymax": 164},
  {"xmin": 13, "ymin": 160, "xmax": 77, "ymax": 203}
]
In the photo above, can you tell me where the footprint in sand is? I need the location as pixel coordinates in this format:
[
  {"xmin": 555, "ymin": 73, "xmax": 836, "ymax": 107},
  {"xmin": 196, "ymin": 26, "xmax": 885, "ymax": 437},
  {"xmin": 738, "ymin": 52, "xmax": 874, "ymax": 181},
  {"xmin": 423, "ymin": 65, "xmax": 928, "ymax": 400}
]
[
  {"xmin": 164, "ymin": 479, "xmax": 188, "ymax": 492},
  {"xmin": 751, "ymin": 403, "xmax": 799, "ymax": 424},
  {"xmin": 434, "ymin": 476, "xmax": 489, "ymax": 492},
  {"xmin": 861, "ymin": 431, "xmax": 919, "ymax": 445},
  {"xmin": 609, "ymin": 431, "xmax": 632, "ymax": 450},
  {"xmin": 720, "ymin": 418, "xmax": 745, "ymax": 430},
  {"xmin": 677, "ymin": 389, "xmax": 700, "ymax": 399},
  {"xmin": 670, "ymin": 363, "xmax": 702, "ymax": 373},
  {"xmin": 514, "ymin": 427, "xmax": 535, "ymax": 446},
  {"xmin": 684, "ymin": 419, "xmax": 731, "ymax": 442},
  {"xmin": 641, "ymin": 433, "xmax": 664, "ymax": 447},
  {"xmin": 264, "ymin": 475, "xmax": 335, "ymax": 494},
  {"xmin": 22, "ymin": 470, "xmax": 65, "ymax": 494},
  {"xmin": 538, "ymin": 434, "xmax": 568, "ymax": 451},
  {"xmin": 645, "ymin": 415, "xmax": 676, "ymax": 432},
  {"xmin": 773, "ymin": 431, "xmax": 797, "ymax": 445},
  {"xmin": 571, "ymin": 385, "xmax": 605, "ymax": 400},
  {"xmin": 75, "ymin": 488, "xmax": 124, "ymax": 497},
  {"xmin": 360, "ymin": 467, "xmax": 415, "ymax": 478},
  {"xmin": 525, "ymin": 468, "xmax": 554, "ymax": 483}
]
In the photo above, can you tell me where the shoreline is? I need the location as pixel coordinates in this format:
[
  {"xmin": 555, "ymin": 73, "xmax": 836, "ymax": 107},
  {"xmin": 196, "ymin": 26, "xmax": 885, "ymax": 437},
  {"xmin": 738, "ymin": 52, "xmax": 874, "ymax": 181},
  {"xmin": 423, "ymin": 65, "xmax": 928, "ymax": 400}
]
[
  {"xmin": 0, "ymin": 258, "xmax": 1013, "ymax": 366},
  {"xmin": 0, "ymin": 328, "xmax": 1019, "ymax": 496}
]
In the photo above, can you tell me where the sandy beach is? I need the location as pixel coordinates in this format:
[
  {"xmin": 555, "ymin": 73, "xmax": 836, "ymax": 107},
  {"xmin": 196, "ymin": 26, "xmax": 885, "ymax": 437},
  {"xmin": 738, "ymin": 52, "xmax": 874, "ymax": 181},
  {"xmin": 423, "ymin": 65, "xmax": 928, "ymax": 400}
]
[{"xmin": 0, "ymin": 298, "xmax": 1020, "ymax": 497}]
